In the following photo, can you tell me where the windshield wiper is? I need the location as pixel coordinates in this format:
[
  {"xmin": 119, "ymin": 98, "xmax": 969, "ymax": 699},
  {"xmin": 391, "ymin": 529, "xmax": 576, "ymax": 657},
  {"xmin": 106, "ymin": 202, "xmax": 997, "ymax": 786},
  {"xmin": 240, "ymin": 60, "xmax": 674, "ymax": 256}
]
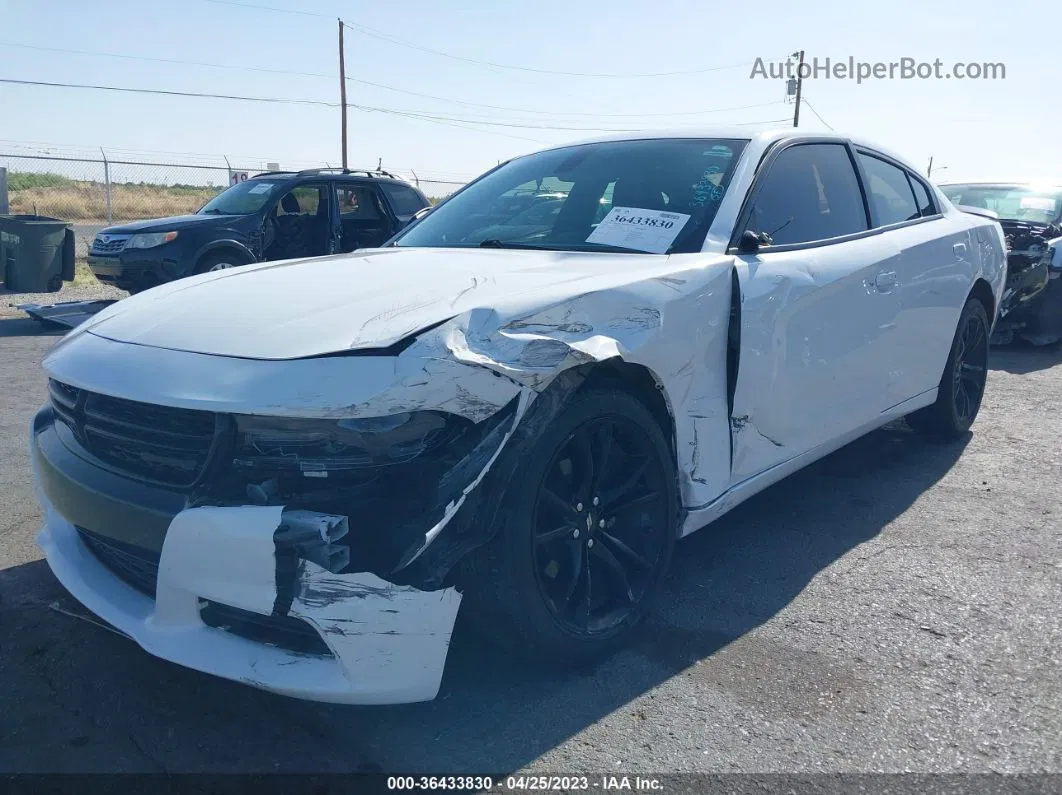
[
  {"xmin": 476, "ymin": 239, "xmax": 648, "ymax": 254},
  {"xmin": 478, "ymin": 239, "xmax": 558, "ymax": 250}
]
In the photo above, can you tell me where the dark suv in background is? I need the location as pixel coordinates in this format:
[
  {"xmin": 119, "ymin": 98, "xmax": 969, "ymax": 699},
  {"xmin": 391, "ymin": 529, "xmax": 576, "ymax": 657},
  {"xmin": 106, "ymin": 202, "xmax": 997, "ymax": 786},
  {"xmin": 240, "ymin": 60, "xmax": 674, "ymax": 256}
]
[{"xmin": 87, "ymin": 169, "xmax": 430, "ymax": 293}]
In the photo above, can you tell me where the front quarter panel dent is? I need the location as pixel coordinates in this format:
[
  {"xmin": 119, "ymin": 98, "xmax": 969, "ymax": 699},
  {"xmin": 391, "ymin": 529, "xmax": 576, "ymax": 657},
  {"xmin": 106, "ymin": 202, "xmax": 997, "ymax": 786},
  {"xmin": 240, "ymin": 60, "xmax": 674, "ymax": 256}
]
[{"xmin": 423, "ymin": 258, "xmax": 735, "ymax": 509}]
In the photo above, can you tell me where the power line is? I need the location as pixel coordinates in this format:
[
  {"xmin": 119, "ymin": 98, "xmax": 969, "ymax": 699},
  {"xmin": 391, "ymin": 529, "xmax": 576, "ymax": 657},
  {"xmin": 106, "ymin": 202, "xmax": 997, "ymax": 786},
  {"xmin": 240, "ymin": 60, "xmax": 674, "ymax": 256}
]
[
  {"xmin": 209, "ymin": 1, "xmax": 773, "ymax": 80},
  {"xmin": 734, "ymin": 119, "xmax": 792, "ymax": 126},
  {"xmin": 353, "ymin": 106, "xmax": 636, "ymax": 132},
  {"xmin": 0, "ymin": 41, "xmax": 332, "ymax": 80},
  {"xmin": 363, "ymin": 108, "xmax": 549, "ymax": 145},
  {"xmin": 0, "ymin": 41, "xmax": 783, "ymax": 121},
  {"xmin": 207, "ymin": 2, "xmax": 783, "ymax": 78},
  {"xmin": 0, "ymin": 76, "xmax": 594, "ymax": 129},
  {"xmin": 206, "ymin": 0, "xmax": 330, "ymax": 18},
  {"xmin": 0, "ymin": 75, "xmax": 777, "ymax": 131},
  {"xmin": 801, "ymin": 98, "xmax": 834, "ymax": 130},
  {"xmin": 2, "ymin": 76, "xmax": 794, "ymax": 148},
  {"xmin": 204, "ymin": 2, "xmax": 784, "ymax": 80},
  {"xmin": 342, "ymin": 21, "xmax": 773, "ymax": 79},
  {"xmin": 0, "ymin": 75, "xmax": 554, "ymax": 144},
  {"xmin": 0, "ymin": 77, "xmax": 339, "ymax": 106}
]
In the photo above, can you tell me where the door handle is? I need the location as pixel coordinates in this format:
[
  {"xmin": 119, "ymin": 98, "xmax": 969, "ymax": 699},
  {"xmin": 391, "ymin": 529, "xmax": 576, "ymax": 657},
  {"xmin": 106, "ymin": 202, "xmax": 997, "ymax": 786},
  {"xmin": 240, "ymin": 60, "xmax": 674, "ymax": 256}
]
[{"xmin": 874, "ymin": 271, "xmax": 899, "ymax": 293}]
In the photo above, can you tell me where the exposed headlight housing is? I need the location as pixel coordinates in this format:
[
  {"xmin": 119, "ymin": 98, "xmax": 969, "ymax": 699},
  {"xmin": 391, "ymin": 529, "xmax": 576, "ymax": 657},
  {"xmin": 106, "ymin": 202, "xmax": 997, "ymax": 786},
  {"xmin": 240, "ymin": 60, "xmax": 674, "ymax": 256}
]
[
  {"xmin": 233, "ymin": 412, "xmax": 468, "ymax": 476},
  {"xmin": 127, "ymin": 231, "xmax": 178, "ymax": 249}
]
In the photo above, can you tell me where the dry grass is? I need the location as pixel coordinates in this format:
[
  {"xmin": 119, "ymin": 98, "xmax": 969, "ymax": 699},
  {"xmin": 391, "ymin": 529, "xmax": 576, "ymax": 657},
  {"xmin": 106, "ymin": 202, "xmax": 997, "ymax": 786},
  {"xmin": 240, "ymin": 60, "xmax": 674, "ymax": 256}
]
[
  {"xmin": 72, "ymin": 259, "xmax": 98, "ymax": 286},
  {"xmin": 10, "ymin": 183, "xmax": 222, "ymax": 221}
]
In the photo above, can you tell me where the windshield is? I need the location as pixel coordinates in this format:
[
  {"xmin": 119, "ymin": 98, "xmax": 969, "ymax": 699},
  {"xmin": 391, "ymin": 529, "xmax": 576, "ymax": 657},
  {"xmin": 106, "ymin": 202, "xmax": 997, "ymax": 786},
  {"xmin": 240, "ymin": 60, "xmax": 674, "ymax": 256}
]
[
  {"xmin": 940, "ymin": 184, "xmax": 1062, "ymax": 225},
  {"xmin": 393, "ymin": 138, "xmax": 747, "ymax": 254},
  {"xmin": 198, "ymin": 179, "xmax": 280, "ymax": 215}
]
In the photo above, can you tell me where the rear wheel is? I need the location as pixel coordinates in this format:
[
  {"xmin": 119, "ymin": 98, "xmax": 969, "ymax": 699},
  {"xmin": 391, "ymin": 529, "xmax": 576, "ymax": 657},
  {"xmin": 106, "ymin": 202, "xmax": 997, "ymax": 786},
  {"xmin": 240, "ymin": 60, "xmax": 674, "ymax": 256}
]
[
  {"xmin": 907, "ymin": 297, "xmax": 990, "ymax": 441},
  {"xmin": 463, "ymin": 387, "xmax": 678, "ymax": 666}
]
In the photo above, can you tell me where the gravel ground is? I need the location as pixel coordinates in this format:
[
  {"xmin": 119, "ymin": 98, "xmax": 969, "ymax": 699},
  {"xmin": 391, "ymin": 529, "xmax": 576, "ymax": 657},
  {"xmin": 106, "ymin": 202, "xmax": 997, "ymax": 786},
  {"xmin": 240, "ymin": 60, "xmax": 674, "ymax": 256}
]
[
  {"xmin": 0, "ymin": 220, "xmax": 124, "ymax": 318},
  {"xmin": 0, "ymin": 280, "xmax": 127, "ymax": 319},
  {"xmin": 0, "ymin": 316, "xmax": 1059, "ymax": 777}
]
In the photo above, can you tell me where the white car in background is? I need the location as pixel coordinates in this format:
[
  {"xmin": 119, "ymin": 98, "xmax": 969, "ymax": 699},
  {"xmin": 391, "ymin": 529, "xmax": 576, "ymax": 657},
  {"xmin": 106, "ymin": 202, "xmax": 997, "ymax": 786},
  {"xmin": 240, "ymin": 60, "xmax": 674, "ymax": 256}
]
[{"xmin": 31, "ymin": 128, "xmax": 1006, "ymax": 704}]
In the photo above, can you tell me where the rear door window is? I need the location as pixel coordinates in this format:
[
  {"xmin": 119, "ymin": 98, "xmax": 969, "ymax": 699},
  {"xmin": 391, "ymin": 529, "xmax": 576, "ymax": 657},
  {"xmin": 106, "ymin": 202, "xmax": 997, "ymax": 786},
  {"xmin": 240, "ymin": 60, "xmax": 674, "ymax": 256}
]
[
  {"xmin": 857, "ymin": 153, "xmax": 921, "ymax": 226},
  {"xmin": 909, "ymin": 176, "xmax": 937, "ymax": 217},
  {"xmin": 337, "ymin": 186, "xmax": 385, "ymax": 220},
  {"xmin": 380, "ymin": 183, "xmax": 429, "ymax": 217}
]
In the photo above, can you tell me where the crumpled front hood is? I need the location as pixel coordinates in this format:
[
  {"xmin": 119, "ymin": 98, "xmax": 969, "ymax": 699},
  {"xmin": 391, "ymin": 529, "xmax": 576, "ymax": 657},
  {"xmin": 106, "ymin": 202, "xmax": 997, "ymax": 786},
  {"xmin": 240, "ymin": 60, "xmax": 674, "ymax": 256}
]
[{"xmin": 80, "ymin": 247, "xmax": 691, "ymax": 360}]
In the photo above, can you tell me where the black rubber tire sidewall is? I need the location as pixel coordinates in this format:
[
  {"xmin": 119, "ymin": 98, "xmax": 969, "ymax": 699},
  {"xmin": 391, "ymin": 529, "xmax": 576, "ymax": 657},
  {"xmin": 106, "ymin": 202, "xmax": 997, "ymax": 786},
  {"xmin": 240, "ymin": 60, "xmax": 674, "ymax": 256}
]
[
  {"xmin": 907, "ymin": 297, "xmax": 989, "ymax": 440},
  {"xmin": 195, "ymin": 252, "xmax": 246, "ymax": 275},
  {"xmin": 463, "ymin": 386, "xmax": 679, "ymax": 666}
]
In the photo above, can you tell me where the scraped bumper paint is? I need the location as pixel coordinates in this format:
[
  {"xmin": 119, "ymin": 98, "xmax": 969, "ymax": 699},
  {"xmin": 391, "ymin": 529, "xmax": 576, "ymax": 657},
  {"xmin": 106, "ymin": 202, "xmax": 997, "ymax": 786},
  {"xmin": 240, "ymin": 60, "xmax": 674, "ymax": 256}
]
[{"xmin": 33, "ymin": 438, "xmax": 461, "ymax": 705}]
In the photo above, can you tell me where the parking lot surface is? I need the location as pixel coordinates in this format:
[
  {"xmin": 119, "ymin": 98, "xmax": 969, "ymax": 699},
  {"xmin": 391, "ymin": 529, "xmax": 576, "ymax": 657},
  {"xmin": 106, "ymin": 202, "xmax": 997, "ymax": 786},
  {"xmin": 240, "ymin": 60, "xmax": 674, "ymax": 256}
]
[{"xmin": 0, "ymin": 315, "xmax": 1059, "ymax": 774}]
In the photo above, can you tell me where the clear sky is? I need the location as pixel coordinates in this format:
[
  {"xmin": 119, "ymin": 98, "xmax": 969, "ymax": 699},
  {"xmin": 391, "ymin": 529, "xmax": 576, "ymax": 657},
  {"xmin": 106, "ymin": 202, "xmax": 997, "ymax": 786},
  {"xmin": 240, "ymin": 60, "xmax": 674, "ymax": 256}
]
[{"xmin": 1, "ymin": 0, "xmax": 1059, "ymax": 191}]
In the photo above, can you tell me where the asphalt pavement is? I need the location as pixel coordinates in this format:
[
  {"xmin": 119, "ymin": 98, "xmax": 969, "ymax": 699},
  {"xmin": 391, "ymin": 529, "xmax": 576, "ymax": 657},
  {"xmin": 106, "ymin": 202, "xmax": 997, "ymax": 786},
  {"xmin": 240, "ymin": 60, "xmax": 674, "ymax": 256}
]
[{"xmin": 0, "ymin": 316, "xmax": 1059, "ymax": 775}]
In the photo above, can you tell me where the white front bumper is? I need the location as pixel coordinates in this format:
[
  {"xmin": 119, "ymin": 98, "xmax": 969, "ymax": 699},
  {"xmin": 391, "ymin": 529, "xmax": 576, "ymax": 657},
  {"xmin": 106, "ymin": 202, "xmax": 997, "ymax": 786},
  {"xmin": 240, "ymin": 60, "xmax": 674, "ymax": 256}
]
[{"xmin": 35, "ymin": 488, "xmax": 462, "ymax": 705}]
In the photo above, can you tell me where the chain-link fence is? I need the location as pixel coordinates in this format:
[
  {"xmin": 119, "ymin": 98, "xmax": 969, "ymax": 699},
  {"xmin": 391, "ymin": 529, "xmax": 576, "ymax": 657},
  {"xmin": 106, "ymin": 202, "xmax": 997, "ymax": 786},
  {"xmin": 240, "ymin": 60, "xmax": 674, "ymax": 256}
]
[{"xmin": 0, "ymin": 151, "xmax": 467, "ymax": 256}]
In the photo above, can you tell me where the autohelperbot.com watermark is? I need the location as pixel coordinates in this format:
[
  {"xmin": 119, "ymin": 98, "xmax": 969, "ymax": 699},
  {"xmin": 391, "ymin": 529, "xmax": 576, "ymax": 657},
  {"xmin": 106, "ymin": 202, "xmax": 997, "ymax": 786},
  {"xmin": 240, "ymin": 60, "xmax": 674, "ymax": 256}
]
[{"xmin": 751, "ymin": 56, "xmax": 1006, "ymax": 83}]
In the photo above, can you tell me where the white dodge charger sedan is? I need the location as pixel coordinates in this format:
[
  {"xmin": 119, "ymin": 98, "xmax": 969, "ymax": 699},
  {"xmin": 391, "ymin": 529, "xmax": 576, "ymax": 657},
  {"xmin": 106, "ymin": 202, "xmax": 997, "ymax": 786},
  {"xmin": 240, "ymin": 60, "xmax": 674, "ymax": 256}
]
[{"xmin": 31, "ymin": 129, "xmax": 1006, "ymax": 704}]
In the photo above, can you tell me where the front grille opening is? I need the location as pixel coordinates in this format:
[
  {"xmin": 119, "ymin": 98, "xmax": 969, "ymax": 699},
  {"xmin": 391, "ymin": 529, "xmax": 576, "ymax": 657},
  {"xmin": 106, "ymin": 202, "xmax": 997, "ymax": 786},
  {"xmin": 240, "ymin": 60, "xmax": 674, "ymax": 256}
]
[
  {"xmin": 75, "ymin": 527, "xmax": 333, "ymax": 656},
  {"xmin": 49, "ymin": 379, "xmax": 219, "ymax": 488},
  {"xmin": 200, "ymin": 601, "xmax": 332, "ymax": 656},
  {"xmin": 92, "ymin": 236, "xmax": 129, "ymax": 254},
  {"xmin": 77, "ymin": 526, "xmax": 160, "ymax": 597}
]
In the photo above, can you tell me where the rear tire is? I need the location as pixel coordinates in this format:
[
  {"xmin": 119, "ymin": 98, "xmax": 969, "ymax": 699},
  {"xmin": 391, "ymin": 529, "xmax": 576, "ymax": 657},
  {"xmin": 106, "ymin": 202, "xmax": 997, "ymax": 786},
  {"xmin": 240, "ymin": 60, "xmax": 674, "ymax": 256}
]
[
  {"xmin": 906, "ymin": 297, "xmax": 990, "ymax": 441},
  {"xmin": 462, "ymin": 386, "xmax": 679, "ymax": 667}
]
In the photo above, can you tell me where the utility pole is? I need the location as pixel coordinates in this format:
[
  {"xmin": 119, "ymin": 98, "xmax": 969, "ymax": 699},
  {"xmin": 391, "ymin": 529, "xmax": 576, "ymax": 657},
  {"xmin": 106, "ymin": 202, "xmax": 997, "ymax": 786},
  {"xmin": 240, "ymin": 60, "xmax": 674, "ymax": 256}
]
[
  {"xmin": 792, "ymin": 50, "xmax": 805, "ymax": 128},
  {"xmin": 338, "ymin": 18, "xmax": 348, "ymax": 169}
]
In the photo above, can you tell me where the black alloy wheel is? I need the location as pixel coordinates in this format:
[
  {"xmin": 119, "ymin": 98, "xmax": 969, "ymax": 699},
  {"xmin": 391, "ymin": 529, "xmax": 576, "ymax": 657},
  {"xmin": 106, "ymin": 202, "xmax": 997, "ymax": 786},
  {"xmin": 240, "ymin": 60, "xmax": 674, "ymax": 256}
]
[
  {"xmin": 907, "ymin": 297, "xmax": 991, "ymax": 441},
  {"xmin": 462, "ymin": 385, "xmax": 679, "ymax": 666},
  {"xmin": 531, "ymin": 416, "xmax": 671, "ymax": 637},
  {"xmin": 951, "ymin": 309, "xmax": 989, "ymax": 423}
]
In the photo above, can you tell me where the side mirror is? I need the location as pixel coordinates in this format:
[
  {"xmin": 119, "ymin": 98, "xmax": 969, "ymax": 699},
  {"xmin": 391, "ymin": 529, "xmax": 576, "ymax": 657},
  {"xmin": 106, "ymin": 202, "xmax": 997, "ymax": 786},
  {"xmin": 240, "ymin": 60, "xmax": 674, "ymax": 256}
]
[{"xmin": 738, "ymin": 229, "xmax": 762, "ymax": 254}]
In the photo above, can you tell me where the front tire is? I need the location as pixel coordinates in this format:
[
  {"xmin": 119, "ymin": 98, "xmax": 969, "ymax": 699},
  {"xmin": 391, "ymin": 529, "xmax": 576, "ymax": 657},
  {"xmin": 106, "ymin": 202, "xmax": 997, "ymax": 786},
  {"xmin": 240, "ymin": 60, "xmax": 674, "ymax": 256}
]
[
  {"xmin": 463, "ymin": 386, "xmax": 679, "ymax": 667},
  {"xmin": 195, "ymin": 252, "xmax": 246, "ymax": 274},
  {"xmin": 907, "ymin": 297, "xmax": 990, "ymax": 441}
]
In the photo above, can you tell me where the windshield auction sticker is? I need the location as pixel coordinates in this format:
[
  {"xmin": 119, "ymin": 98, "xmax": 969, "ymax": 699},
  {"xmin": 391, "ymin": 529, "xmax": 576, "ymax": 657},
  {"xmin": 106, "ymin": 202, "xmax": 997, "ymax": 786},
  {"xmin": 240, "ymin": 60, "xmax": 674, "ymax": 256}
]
[{"xmin": 586, "ymin": 207, "xmax": 691, "ymax": 254}]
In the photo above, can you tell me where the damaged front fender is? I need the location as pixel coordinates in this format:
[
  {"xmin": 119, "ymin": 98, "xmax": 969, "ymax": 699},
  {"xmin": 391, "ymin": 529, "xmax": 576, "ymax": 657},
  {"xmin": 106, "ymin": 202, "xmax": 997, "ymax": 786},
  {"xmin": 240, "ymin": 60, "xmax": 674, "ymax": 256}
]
[{"xmin": 420, "ymin": 255, "xmax": 736, "ymax": 509}]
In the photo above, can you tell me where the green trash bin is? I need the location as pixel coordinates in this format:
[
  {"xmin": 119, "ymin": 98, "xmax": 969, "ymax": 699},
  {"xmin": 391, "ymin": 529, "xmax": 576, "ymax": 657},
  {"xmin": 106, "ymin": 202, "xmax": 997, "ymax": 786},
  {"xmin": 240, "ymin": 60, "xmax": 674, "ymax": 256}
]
[{"xmin": 0, "ymin": 214, "xmax": 73, "ymax": 292}]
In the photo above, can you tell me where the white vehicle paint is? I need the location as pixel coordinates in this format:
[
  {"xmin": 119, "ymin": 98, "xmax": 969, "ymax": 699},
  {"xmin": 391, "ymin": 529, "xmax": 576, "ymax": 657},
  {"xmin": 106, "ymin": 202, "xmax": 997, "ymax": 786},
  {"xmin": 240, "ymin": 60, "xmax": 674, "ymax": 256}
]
[{"xmin": 32, "ymin": 128, "xmax": 1006, "ymax": 704}]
